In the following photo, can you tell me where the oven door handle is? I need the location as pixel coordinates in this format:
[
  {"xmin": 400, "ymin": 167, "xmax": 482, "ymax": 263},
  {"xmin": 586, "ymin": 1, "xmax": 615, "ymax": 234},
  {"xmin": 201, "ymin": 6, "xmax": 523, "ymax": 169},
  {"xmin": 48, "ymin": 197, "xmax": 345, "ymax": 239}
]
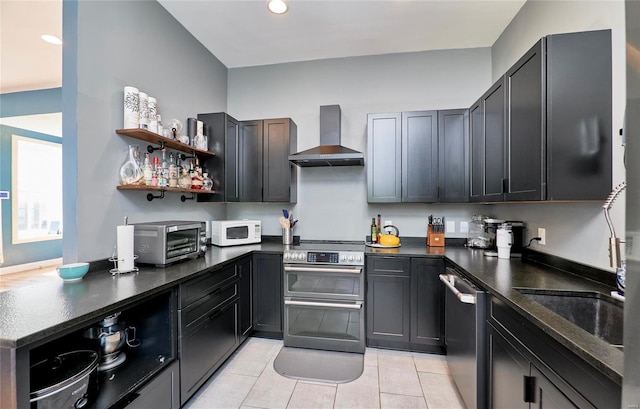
[
  {"xmin": 439, "ymin": 274, "xmax": 476, "ymax": 304},
  {"xmin": 284, "ymin": 300, "xmax": 363, "ymax": 309},
  {"xmin": 284, "ymin": 265, "xmax": 363, "ymax": 274}
]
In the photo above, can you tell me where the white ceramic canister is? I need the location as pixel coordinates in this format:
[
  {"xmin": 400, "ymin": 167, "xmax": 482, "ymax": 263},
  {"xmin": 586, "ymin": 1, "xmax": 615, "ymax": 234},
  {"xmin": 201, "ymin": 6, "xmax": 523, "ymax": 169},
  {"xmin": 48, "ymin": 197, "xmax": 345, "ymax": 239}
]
[
  {"xmin": 123, "ymin": 86, "xmax": 139, "ymax": 128},
  {"xmin": 138, "ymin": 92, "xmax": 148, "ymax": 129},
  {"xmin": 496, "ymin": 224, "xmax": 513, "ymax": 259},
  {"xmin": 147, "ymin": 97, "xmax": 158, "ymax": 133}
]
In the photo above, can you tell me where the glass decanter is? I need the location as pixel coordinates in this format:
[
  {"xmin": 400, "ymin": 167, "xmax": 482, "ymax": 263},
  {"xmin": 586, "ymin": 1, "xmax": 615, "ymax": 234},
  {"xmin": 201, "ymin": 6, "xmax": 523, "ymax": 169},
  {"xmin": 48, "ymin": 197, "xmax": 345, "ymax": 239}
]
[{"xmin": 119, "ymin": 145, "xmax": 143, "ymax": 185}]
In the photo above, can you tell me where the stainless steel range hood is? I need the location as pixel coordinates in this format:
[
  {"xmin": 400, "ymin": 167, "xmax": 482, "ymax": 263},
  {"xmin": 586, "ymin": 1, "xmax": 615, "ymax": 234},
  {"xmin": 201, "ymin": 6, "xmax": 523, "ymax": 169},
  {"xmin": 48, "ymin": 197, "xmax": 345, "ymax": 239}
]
[{"xmin": 289, "ymin": 105, "xmax": 364, "ymax": 167}]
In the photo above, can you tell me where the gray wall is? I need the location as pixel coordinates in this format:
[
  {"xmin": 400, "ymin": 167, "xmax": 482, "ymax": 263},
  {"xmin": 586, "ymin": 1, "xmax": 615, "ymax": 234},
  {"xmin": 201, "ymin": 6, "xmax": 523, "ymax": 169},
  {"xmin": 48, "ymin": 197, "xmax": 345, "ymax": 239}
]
[
  {"xmin": 227, "ymin": 49, "xmax": 493, "ymax": 240},
  {"xmin": 490, "ymin": 0, "xmax": 626, "ymax": 270},
  {"xmin": 63, "ymin": 0, "xmax": 227, "ymax": 263}
]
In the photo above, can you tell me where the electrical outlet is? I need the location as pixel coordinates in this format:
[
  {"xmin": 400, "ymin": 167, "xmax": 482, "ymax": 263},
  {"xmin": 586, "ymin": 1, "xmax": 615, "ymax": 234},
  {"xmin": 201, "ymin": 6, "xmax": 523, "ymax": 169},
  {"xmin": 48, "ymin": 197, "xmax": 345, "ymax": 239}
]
[
  {"xmin": 384, "ymin": 220, "xmax": 392, "ymax": 226},
  {"xmin": 460, "ymin": 221, "xmax": 469, "ymax": 233},
  {"xmin": 538, "ymin": 228, "xmax": 546, "ymax": 245}
]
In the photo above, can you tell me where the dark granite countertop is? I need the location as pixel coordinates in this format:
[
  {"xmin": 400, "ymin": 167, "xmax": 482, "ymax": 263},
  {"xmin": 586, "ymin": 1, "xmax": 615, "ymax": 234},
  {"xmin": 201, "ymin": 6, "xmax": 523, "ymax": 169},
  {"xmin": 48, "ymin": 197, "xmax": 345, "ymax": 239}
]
[{"xmin": 0, "ymin": 241, "xmax": 622, "ymax": 385}]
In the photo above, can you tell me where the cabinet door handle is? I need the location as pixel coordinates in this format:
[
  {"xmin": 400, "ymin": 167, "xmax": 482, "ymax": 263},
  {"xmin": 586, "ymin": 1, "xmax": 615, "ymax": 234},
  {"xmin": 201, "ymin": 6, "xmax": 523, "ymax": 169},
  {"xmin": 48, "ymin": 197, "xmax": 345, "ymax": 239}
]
[
  {"xmin": 208, "ymin": 300, "xmax": 237, "ymax": 321},
  {"xmin": 285, "ymin": 300, "xmax": 363, "ymax": 310},
  {"xmin": 439, "ymin": 274, "xmax": 476, "ymax": 304}
]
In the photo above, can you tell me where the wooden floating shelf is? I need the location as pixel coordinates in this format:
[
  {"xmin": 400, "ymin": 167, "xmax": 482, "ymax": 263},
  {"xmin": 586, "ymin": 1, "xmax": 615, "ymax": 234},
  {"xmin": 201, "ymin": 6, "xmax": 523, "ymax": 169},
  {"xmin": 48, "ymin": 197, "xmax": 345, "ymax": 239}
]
[
  {"xmin": 116, "ymin": 128, "xmax": 214, "ymax": 157},
  {"xmin": 117, "ymin": 185, "xmax": 215, "ymax": 194}
]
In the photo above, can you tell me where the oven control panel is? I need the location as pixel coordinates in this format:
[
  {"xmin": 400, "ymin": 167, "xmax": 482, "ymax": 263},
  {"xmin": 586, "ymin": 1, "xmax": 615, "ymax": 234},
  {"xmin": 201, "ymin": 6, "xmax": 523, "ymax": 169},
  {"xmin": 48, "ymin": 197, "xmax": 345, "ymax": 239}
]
[{"xmin": 283, "ymin": 250, "xmax": 364, "ymax": 265}]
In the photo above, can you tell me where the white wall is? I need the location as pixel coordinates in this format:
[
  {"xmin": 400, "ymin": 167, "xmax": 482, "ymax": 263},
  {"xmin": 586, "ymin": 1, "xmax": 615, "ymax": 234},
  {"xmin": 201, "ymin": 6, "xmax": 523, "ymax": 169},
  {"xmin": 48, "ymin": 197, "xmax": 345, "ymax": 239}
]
[
  {"xmin": 64, "ymin": 1, "xmax": 228, "ymax": 262},
  {"xmin": 227, "ymin": 49, "xmax": 493, "ymax": 240},
  {"xmin": 490, "ymin": 0, "xmax": 626, "ymax": 270}
]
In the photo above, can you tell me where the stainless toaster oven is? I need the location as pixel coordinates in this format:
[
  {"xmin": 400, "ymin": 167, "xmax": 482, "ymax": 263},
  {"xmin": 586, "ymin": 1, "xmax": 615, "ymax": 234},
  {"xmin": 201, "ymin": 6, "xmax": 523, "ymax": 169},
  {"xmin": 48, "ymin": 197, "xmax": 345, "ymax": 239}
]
[{"xmin": 133, "ymin": 221, "xmax": 207, "ymax": 266}]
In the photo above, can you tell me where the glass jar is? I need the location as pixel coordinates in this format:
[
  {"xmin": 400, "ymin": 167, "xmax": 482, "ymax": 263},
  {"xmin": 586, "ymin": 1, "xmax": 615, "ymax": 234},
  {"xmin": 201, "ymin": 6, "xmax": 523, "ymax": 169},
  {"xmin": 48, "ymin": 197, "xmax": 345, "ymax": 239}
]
[
  {"xmin": 119, "ymin": 145, "xmax": 143, "ymax": 185},
  {"xmin": 468, "ymin": 215, "xmax": 489, "ymax": 248}
]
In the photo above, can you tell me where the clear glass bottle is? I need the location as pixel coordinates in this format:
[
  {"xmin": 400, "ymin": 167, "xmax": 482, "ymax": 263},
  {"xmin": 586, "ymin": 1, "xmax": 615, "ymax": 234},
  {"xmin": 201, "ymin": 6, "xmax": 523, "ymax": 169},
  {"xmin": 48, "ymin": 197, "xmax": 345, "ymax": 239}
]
[
  {"xmin": 143, "ymin": 153, "xmax": 153, "ymax": 186},
  {"xmin": 160, "ymin": 149, "xmax": 169, "ymax": 187},
  {"xmin": 168, "ymin": 153, "xmax": 178, "ymax": 187},
  {"xmin": 119, "ymin": 145, "xmax": 143, "ymax": 185}
]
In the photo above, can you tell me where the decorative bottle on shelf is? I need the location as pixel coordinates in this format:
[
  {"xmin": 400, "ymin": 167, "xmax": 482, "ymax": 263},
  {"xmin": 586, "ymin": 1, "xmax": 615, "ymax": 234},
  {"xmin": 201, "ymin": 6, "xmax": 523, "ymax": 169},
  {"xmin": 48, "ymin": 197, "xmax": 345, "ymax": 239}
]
[
  {"xmin": 168, "ymin": 153, "xmax": 178, "ymax": 187},
  {"xmin": 151, "ymin": 156, "xmax": 159, "ymax": 186},
  {"xmin": 143, "ymin": 153, "xmax": 152, "ymax": 186},
  {"xmin": 202, "ymin": 172, "xmax": 213, "ymax": 191},
  {"xmin": 119, "ymin": 145, "xmax": 143, "ymax": 185},
  {"xmin": 160, "ymin": 149, "xmax": 169, "ymax": 187},
  {"xmin": 178, "ymin": 168, "xmax": 192, "ymax": 189}
]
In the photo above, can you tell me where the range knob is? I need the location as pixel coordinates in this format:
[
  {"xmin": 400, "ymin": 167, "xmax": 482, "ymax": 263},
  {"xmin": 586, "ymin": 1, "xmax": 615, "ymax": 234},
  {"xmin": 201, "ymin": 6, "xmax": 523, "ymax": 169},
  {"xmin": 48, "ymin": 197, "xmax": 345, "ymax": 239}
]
[
  {"xmin": 356, "ymin": 255, "xmax": 362, "ymax": 262},
  {"xmin": 340, "ymin": 254, "xmax": 347, "ymax": 261},
  {"xmin": 348, "ymin": 255, "xmax": 354, "ymax": 261},
  {"xmin": 284, "ymin": 253, "xmax": 290, "ymax": 260}
]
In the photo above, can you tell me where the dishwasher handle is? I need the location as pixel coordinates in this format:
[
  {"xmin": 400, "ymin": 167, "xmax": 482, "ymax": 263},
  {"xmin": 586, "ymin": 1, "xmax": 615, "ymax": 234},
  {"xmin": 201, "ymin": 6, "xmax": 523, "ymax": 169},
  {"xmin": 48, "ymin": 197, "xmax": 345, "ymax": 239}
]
[{"xmin": 439, "ymin": 274, "xmax": 476, "ymax": 304}]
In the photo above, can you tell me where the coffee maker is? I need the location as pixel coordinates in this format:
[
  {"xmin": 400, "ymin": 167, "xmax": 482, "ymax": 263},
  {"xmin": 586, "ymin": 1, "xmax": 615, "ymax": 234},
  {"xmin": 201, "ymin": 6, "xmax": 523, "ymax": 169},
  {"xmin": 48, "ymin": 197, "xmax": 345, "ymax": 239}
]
[{"xmin": 483, "ymin": 220, "xmax": 526, "ymax": 257}]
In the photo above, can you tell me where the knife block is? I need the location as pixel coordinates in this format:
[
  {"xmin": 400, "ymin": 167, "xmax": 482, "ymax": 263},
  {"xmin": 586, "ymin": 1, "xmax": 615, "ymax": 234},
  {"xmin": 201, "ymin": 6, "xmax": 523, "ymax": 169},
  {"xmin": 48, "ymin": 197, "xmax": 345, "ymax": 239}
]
[{"xmin": 427, "ymin": 225, "xmax": 445, "ymax": 247}]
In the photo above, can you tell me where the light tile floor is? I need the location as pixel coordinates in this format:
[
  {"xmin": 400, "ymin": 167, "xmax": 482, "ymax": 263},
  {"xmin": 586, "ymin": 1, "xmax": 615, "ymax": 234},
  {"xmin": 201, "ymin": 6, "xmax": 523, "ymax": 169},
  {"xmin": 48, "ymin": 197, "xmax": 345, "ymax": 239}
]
[{"xmin": 184, "ymin": 337, "xmax": 466, "ymax": 409}]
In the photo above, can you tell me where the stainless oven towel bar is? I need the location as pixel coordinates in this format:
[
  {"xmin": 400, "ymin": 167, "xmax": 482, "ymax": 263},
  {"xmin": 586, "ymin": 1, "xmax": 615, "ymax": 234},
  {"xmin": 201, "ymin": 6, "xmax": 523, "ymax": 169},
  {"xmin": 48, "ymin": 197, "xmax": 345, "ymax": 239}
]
[
  {"xmin": 284, "ymin": 300, "xmax": 363, "ymax": 309},
  {"xmin": 284, "ymin": 266, "xmax": 363, "ymax": 274},
  {"xmin": 439, "ymin": 274, "xmax": 476, "ymax": 304}
]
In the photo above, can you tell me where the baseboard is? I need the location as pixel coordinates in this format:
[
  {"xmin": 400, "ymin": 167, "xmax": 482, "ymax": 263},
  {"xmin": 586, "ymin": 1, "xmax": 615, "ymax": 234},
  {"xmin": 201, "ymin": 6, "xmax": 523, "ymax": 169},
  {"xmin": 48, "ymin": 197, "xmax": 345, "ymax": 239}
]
[{"xmin": 0, "ymin": 258, "xmax": 62, "ymax": 275}]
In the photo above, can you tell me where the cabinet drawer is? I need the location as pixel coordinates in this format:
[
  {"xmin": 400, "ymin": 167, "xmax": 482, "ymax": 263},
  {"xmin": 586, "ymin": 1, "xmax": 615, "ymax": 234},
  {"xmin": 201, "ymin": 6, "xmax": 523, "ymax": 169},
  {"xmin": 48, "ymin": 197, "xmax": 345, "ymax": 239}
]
[
  {"xmin": 367, "ymin": 256, "xmax": 410, "ymax": 276},
  {"xmin": 180, "ymin": 299, "xmax": 239, "ymax": 403},
  {"xmin": 182, "ymin": 282, "xmax": 238, "ymax": 329},
  {"xmin": 125, "ymin": 360, "xmax": 179, "ymax": 409},
  {"xmin": 180, "ymin": 265, "xmax": 238, "ymax": 307}
]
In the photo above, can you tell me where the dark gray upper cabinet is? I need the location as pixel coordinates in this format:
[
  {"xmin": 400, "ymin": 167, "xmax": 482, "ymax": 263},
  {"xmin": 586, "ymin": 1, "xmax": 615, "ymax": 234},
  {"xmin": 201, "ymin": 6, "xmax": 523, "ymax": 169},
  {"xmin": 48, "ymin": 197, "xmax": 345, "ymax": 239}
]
[
  {"xmin": 199, "ymin": 114, "xmax": 297, "ymax": 203},
  {"xmin": 368, "ymin": 110, "xmax": 468, "ymax": 203},
  {"xmin": 367, "ymin": 113, "xmax": 402, "ymax": 202},
  {"xmin": 197, "ymin": 112, "xmax": 239, "ymax": 202},
  {"xmin": 263, "ymin": 118, "xmax": 297, "ymax": 202},
  {"xmin": 505, "ymin": 40, "xmax": 544, "ymax": 201},
  {"xmin": 469, "ymin": 98, "xmax": 484, "ymax": 202},
  {"xmin": 238, "ymin": 118, "xmax": 297, "ymax": 203},
  {"xmin": 545, "ymin": 30, "xmax": 612, "ymax": 200},
  {"xmin": 402, "ymin": 111, "xmax": 439, "ymax": 202},
  {"xmin": 239, "ymin": 120, "xmax": 264, "ymax": 202},
  {"xmin": 483, "ymin": 78, "xmax": 507, "ymax": 202},
  {"xmin": 472, "ymin": 29, "xmax": 612, "ymax": 202},
  {"xmin": 438, "ymin": 109, "xmax": 469, "ymax": 202}
]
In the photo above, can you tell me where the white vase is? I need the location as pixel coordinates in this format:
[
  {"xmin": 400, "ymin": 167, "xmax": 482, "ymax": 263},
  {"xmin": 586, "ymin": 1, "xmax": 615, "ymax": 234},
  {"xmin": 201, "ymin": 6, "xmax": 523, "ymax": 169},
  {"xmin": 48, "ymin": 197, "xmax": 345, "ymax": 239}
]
[
  {"xmin": 123, "ymin": 86, "xmax": 139, "ymax": 128},
  {"xmin": 148, "ymin": 96, "xmax": 158, "ymax": 133},
  {"xmin": 138, "ymin": 92, "xmax": 148, "ymax": 129}
]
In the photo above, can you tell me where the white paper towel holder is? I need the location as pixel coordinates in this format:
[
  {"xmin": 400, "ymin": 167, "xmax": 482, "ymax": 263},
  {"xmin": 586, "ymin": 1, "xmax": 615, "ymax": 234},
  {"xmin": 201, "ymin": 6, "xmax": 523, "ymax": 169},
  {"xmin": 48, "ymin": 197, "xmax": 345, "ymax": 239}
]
[
  {"xmin": 109, "ymin": 252, "xmax": 139, "ymax": 276},
  {"xmin": 110, "ymin": 216, "xmax": 139, "ymax": 276}
]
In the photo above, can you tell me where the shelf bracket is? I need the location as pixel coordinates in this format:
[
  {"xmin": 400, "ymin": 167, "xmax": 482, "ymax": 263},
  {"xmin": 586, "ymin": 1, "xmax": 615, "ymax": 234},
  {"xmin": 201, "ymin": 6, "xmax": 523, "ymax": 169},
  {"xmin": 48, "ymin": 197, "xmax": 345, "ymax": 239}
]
[
  {"xmin": 146, "ymin": 191, "xmax": 165, "ymax": 201},
  {"xmin": 181, "ymin": 193, "xmax": 196, "ymax": 202},
  {"xmin": 180, "ymin": 151, "xmax": 197, "ymax": 161},
  {"xmin": 146, "ymin": 141, "xmax": 166, "ymax": 154}
]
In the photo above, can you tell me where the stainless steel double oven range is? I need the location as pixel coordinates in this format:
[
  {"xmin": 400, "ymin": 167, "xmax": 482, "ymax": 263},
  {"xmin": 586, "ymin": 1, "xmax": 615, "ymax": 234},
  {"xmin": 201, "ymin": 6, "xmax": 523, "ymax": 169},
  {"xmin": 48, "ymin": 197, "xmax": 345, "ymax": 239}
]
[{"xmin": 283, "ymin": 242, "xmax": 365, "ymax": 354}]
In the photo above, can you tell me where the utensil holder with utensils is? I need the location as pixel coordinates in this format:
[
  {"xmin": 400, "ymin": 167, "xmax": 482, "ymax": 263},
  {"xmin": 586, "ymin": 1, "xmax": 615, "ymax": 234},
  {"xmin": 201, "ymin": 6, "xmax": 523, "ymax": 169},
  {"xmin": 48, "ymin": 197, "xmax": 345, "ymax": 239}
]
[
  {"xmin": 427, "ymin": 224, "xmax": 445, "ymax": 247},
  {"xmin": 282, "ymin": 228, "xmax": 293, "ymax": 245}
]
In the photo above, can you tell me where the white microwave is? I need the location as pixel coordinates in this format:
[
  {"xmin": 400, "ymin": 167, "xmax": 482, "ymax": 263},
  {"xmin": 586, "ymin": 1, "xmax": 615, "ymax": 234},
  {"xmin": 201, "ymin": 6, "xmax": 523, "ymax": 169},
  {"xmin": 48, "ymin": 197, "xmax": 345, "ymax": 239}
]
[{"xmin": 209, "ymin": 220, "xmax": 261, "ymax": 247}]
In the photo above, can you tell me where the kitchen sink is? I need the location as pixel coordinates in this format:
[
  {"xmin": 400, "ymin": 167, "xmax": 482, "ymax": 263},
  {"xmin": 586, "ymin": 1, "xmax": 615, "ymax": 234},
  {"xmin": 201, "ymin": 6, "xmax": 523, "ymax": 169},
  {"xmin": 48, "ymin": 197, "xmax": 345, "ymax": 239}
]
[{"xmin": 516, "ymin": 288, "xmax": 623, "ymax": 350}]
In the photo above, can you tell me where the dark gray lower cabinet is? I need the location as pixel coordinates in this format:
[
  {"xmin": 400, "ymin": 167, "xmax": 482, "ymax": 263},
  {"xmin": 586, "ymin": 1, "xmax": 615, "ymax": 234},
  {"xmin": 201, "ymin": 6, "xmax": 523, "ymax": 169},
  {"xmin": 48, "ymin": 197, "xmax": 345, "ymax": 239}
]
[
  {"xmin": 125, "ymin": 360, "xmax": 180, "ymax": 409},
  {"xmin": 366, "ymin": 257, "xmax": 411, "ymax": 343},
  {"xmin": 238, "ymin": 255, "xmax": 253, "ymax": 342},
  {"xmin": 366, "ymin": 256, "xmax": 444, "ymax": 352},
  {"xmin": 179, "ymin": 265, "xmax": 240, "ymax": 405},
  {"xmin": 252, "ymin": 253, "xmax": 283, "ymax": 336},
  {"xmin": 488, "ymin": 296, "xmax": 618, "ymax": 409},
  {"xmin": 410, "ymin": 258, "xmax": 444, "ymax": 347}
]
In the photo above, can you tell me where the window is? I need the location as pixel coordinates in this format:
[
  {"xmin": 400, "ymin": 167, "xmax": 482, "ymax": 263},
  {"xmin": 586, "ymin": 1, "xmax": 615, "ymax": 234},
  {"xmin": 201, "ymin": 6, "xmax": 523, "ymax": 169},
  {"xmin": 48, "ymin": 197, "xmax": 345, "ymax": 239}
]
[{"xmin": 11, "ymin": 135, "xmax": 62, "ymax": 243}]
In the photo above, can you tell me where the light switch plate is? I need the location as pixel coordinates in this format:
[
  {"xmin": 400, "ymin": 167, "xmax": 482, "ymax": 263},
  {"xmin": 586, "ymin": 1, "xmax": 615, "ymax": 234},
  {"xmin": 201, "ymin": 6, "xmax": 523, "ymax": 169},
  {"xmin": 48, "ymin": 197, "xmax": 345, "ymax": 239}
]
[
  {"xmin": 446, "ymin": 220, "xmax": 456, "ymax": 233},
  {"xmin": 460, "ymin": 221, "xmax": 469, "ymax": 233}
]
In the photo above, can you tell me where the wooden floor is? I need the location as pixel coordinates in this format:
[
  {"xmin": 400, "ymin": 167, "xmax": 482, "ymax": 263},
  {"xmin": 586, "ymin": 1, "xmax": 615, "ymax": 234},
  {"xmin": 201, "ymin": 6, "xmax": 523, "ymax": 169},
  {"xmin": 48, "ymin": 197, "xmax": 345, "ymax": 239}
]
[{"xmin": 0, "ymin": 265, "xmax": 61, "ymax": 292}]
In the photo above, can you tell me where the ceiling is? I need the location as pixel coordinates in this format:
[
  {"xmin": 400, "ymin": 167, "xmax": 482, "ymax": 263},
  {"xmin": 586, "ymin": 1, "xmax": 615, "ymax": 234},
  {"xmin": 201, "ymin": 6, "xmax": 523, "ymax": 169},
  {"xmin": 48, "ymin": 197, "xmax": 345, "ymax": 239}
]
[
  {"xmin": 0, "ymin": 0, "xmax": 526, "ymax": 93},
  {"xmin": 159, "ymin": 0, "xmax": 526, "ymax": 68}
]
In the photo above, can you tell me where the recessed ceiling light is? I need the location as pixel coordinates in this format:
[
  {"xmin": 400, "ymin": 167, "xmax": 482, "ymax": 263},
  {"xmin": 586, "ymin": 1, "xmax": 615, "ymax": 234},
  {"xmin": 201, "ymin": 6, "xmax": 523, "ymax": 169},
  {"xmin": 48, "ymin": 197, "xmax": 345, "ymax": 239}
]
[
  {"xmin": 41, "ymin": 34, "xmax": 62, "ymax": 45},
  {"xmin": 268, "ymin": 0, "xmax": 288, "ymax": 14}
]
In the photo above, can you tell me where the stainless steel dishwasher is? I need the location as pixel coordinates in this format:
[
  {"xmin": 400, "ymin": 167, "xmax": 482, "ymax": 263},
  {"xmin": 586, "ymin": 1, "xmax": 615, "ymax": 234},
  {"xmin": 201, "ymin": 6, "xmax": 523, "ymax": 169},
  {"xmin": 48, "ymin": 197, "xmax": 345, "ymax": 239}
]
[{"xmin": 440, "ymin": 267, "xmax": 487, "ymax": 409}]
